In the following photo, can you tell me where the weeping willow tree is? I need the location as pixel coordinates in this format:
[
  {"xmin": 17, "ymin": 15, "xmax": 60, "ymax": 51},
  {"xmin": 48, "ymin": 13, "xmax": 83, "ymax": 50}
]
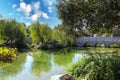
[
  {"xmin": 52, "ymin": 24, "xmax": 75, "ymax": 46},
  {"xmin": 0, "ymin": 19, "xmax": 6, "ymax": 40},
  {"xmin": 52, "ymin": 24, "xmax": 66, "ymax": 45},
  {"xmin": 0, "ymin": 18, "xmax": 27, "ymax": 48},
  {"xmin": 29, "ymin": 22, "xmax": 51, "ymax": 45}
]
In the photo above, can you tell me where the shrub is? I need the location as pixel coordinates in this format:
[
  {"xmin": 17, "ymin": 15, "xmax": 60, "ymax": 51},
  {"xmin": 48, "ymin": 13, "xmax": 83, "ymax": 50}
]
[
  {"xmin": 0, "ymin": 47, "xmax": 17, "ymax": 62},
  {"xmin": 67, "ymin": 54, "xmax": 120, "ymax": 80},
  {"xmin": 110, "ymin": 44, "xmax": 119, "ymax": 48}
]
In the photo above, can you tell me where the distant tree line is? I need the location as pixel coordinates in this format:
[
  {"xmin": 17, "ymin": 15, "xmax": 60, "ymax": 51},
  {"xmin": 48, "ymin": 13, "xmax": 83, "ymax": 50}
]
[
  {"xmin": 29, "ymin": 22, "xmax": 75, "ymax": 49},
  {"xmin": 0, "ymin": 17, "xmax": 27, "ymax": 50},
  {"xmin": 0, "ymin": 17, "xmax": 75, "ymax": 50},
  {"xmin": 1, "ymin": 0, "xmax": 120, "ymax": 50}
]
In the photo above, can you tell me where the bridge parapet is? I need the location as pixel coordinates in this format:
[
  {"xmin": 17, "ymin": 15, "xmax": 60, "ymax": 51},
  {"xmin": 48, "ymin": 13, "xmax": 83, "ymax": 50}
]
[{"xmin": 75, "ymin": 37, "xmax": 120, "ymax": 47}]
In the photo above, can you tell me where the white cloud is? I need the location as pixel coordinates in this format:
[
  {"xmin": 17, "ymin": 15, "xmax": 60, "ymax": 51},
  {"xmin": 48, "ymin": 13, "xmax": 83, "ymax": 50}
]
[
  {"xmin": 31, "ymin": 11, "xmax": 49, "ymax": 22},
  {"xmin": 31, "ymin": 13, "xmax": 39, "ymax": 21},
  {"xmin": 25, "ymin": 16, "xmax": 31, "ymax": 20},
  {"xmin": 16, "ymin": 1, "xmax": 49, "ymax": 22},
  {"xmin": 17, "ymin": 1, "xmax": 32, "ymax": 16},
  {"xmin": 48, "ymin": 7, "xmax": 52, "ymax": 13},
  {"xmin": 12, "ymin": 4, "xmax": 16, "ymax": 8},
  {"xmin": 20, "ymin": 0, "xmax": 23, "ymax": 2},
  {"xmin": 42, "ymin": 13, "xmax": 49, "ymax": 19},
  {"xmin": 25, "ymin": 22, "xmax": 31, "ymax": 27},
  {"xmin": 44, "ymin": 0, "xmax": 56, "ymax": 13},
  {"xmin": 32, "ymin": 1, "xmax": 40, "ymax": 12},
  {"xmin": 44, "ymin": 0, "xmax": 56, "ymax": 6}
]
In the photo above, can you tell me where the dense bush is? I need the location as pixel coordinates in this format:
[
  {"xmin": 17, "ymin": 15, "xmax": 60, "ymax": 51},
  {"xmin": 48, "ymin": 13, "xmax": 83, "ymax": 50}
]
[
  {"xmin": 110, "ymin": 44, "xmax": 119, "ymax": 48},
  {"xmin": 67, "ymin": 54, "xmax": 120, "ymax": 80},
  {"xmin": 0, "ymin": 19, "xmax": 27, "ymax": 49},
  {"xmin": 0, "ymin": 47, "xmax": 17, "ymax": 62},
  {"xmin": 40, "ymin": 41, "xmax": 64, "ymax": 50},
  {"xmin": 52, "ymin": 24, "xmax": 75, "ymax": 47}
]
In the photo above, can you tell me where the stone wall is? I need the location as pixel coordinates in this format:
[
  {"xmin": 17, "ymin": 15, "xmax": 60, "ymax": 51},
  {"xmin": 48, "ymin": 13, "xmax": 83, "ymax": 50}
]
[{"xmin": 75, "ymin": 37, "xmax": 120, "ymax": 47}]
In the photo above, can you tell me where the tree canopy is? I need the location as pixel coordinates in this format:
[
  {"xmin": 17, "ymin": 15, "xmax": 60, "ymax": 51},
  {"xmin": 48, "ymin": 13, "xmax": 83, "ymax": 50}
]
[
  {"xmin": 29, "ymin": 22, "xmax": 51, "ymax": 44},
  {"xmin": 57, "ymin": 0, "xmax": 120, "ymax": 35},
  {"xmin": 52, "ymin": 24, "xmax": 75, "ymax": 46},
  {"xmin": 0, "ymin": 19, "xmax": 26, "ymax": 44}
]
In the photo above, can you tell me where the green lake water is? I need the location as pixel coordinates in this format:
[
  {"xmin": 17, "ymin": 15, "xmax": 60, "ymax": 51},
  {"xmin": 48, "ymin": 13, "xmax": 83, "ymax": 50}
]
[{"xmin": 0, "ymin": 48, "xmax": 120, "ymax": 80}]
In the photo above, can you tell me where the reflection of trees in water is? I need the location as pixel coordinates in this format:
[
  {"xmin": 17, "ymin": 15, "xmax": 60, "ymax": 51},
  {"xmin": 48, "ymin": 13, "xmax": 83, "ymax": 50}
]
[
  {"xmin": 54, "ymin": 53, "xmax": 73, "ymax": 66},
  {"xmin": 53, "ymin": 48, "xmax": 75, "ymax": 66},
  {"xmin": 84, "ymin": 48, "xmax": 120, "ymax": 54},
  {"xmin": 0, "ymin": 53, "xmax": 26, "ymax": 80},
  {"xmin": 32, "ymin": 50, "xmax": 51, "ymax": 76}
]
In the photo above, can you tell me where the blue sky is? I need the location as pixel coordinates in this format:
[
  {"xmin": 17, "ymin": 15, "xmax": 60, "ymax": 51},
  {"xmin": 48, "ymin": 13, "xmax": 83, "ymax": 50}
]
[{"xmin": 0, "ymin": 0, "xmax": 61, "ymax": 28}]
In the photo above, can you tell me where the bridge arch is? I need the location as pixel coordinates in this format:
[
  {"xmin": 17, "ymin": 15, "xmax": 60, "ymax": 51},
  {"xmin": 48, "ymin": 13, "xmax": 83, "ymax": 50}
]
[{"xmin": 83, "ymin": 43, "xmax": 91, "ymax": 47}]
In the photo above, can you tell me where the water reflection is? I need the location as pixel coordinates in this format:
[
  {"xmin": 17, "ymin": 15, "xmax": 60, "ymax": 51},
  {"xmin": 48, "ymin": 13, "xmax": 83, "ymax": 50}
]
[
  {"xmin": 32, "ymin": 50, "xmax": 51, "ymax": 76},
  {"xmin": 53, "ymin": 48, "xmax": 78, "ymax": 66},
  {"xmin": 31, "ymin": 50, "xmax": 83, "ymax": 80},
  {"xmin": 1, "ymin": 48, "xmax": 119, "ymax": 80},
  {"xmin": 54, "ymin": 53, "xmax": 74, "ymax": 66},
  {"xmin": 72, "ymin": 53, "xmax": 83, "ymax": 63},
  {"xmin": 0, "ymin": 53, "xmax": 26, "ymax": 80},
  {"xmin": 7, "ymin": 54, "xmax": 34, "ymax": 80},
  {"xmin": 84, "ymin": 48, "xmax": 120, "ymax": 54},
  {"xmin": 34, "ymin": 54, "xmax": 65, "ymax": 80}
]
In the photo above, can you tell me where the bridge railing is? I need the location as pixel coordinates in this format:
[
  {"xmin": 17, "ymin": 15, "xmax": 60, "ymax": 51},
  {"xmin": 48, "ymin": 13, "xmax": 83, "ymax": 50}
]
[{"xmin": 76, "ymin": 37, "xmax": 120, "ymax": 44}]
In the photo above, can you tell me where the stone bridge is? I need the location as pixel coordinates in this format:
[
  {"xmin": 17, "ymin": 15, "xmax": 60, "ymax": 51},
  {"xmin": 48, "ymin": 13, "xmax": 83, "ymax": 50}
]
[{"xmin": 75, "ymin": 37, "xmax": 120, "ymax": 47}]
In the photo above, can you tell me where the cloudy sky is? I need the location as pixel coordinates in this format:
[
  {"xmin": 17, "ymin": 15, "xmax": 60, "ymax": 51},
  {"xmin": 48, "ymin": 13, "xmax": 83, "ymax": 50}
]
[{"xmin": 0, "ymin": 0, "xmax": 61, "ymax": 28}]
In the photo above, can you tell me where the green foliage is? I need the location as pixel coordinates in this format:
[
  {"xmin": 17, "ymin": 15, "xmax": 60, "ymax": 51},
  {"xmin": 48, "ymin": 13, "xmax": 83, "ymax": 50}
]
[
  {"xmin": 29, "ymin": 22, "xmax": 51, "ymax": 44},
  {"xmin": 110, "ymin": 44, "xmax": 119, "ymax": 48},
  {"xmin": 3, "ymin": 19, "xmax": 26, "ymax": 40},
  {"xmin": 95, "ymin": 43, "xmax": 105, "ymax": 47},
  {"xmin": 0, "ymin": 47, "xmax": 17, "ymax": 62},
  {"xmin": 52, "ymin": 24, "xmax": 66, "ymax": 44},
  {"xmin": 30, "ymin": 23, "xmax": 75, "ymax": 48},
  {"xmin": 113, "ymin": 27, "xmax": 120, "ymax": 37},
  {"xmin": 0, "ymin": 18, "xmax": 27, "ymax": 48},
  {"xmin": 57, "ymin": 0, "xmax": 120, "ymax": 35},
  {"xmin": 52, "ymin": 24, "xmax": 75, "ymax": 46},
  {"xmin": 0, "ymin": 19, "xmax": 6, "ymax": 39},
  {"xmin": 67, "ymin": 54, "xmax": 120, "ymax": 80}
]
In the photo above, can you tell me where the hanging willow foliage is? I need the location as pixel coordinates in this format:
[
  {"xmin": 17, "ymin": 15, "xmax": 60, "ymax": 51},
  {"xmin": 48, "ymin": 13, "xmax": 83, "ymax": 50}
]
[
  {"xmin": 0, "ymin": 19, "xmax": 27, "ymax": 45},
  {"xmin": 29, "ymin": 22, "xmax": 51, "ymax": 44},
  {"xmin": 52, "ymin": 24, "xmax": 75, "ymax": 46}
]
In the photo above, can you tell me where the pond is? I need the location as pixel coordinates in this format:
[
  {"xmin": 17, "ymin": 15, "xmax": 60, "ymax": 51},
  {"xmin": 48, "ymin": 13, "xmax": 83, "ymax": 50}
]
[{"xmin": 0, "ymin": 48, "xmax": 120, "ymax": 80}]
